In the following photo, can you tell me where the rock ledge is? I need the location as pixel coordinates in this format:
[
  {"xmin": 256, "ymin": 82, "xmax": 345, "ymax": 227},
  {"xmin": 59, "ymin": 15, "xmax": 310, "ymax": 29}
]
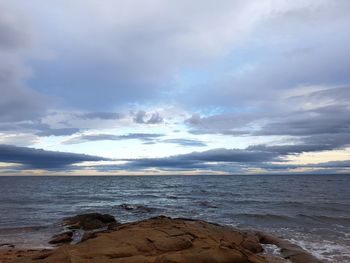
[{"xmin": 11, "ymin": 216, "xmax": 322, "ymax": 263}]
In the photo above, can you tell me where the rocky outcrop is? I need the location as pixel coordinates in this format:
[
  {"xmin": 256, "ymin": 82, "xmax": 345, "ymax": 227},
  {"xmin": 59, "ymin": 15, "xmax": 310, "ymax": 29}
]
[
  {"xmin": 256, "ymin": 232, "xmax": 323, "ymax": 263},
  {"xmin": 6, "ymin": 215, "xmax": 322, "ymax": 263},
  {"xmin": 48, "ymin": 231, "xmax": 73, "ymax": 245},
  {"xmin": 0, "ymin": 249, "xmax": 49, "ymax": 263},
  {"xmin": 12, "ymin": 216, "xmax": 268, "ymax": 263},
  {"xmin": 63, "ymin": 212, "xmax": 118, "ymax": 230}
]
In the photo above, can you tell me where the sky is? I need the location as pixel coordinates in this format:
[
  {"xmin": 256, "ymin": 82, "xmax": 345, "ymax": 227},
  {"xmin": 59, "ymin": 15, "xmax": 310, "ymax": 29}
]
[{"xmin": 0, "ymin": 0, "xmax": 349, "ymax": 175}]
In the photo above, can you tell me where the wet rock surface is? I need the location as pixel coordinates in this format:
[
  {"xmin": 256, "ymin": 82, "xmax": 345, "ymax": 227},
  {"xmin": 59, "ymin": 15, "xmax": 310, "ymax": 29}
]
[
  {"xmin": 256, "ymin": 232, "xmax": 323, "ymax": 263},
  {"xmin": 48, "ymin": 231, "xmax": 73, "ymax": 245},
  {"xmin": 63, "ymin": 212, "xmax": 118, "ymax": 230}
]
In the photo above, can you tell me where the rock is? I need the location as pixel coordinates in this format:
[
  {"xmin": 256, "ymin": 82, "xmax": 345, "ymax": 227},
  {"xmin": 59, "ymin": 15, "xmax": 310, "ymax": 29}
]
[
  {"xmin": 256, "ymin": 232, "xmax": 323, "ymax": 263},
  {"xmin": 0, "ymin": 243, "xmax": 15, "ymax": 248},
  {"xmin": 120, "ymin": 203, "xmax": 134, "ymax": 210},
  {"xmin": 48, "ymin": 231, "xmax": 73, "ymax": 245},
  {"xmin": 80, "ymin": 231, "xmax": 97, "ymax": 242},
  {"xmin": 241, "ymin": 233, "xmax": 263, "ymax": 254},
  {"xmin": 0, "ymin": 249, "xmax": 42, "ymax": 263},
  {"xmin": 11, "ymin": 216, "xmax": 268, "ymax": 263},
  {"xmin": 63, "ymin": 212, "xmax": 118, "ymax": 230},
  {"xmin": 119, "ymin": 203, "xmax": 156, "ymax": 213}
]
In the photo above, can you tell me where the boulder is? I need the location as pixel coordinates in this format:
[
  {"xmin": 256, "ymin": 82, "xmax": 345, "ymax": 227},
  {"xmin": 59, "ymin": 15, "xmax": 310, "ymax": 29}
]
[
  {"xmin": 48, "ymin": 231, "xmax": 73, "ymax": 245},
  {"xmin": 256, "ymin": 232, "xmax": 323, "ymax": 263},
  {"xmin": 63, "ymin": 212, "xmax": 117, "ymax": 230}
]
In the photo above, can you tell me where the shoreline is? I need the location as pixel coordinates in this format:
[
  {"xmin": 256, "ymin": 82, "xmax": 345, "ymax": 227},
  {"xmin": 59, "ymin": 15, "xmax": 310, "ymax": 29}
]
[{"xmin": 0, "ymin": 214, "xmax": 323, "ymax": 263}]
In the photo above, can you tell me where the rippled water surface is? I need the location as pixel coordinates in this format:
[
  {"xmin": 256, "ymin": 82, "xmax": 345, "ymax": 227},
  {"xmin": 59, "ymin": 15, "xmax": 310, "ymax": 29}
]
[{"xmin": 0, "ymin": 175, "xmax": 349, "ymax": 262}]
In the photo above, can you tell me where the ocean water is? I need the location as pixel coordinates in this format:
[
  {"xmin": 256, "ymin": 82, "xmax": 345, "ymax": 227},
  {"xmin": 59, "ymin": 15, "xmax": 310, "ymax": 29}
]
[{"xmin": 0, "ymin": 175, "xmax": 349, "ymax": 262}]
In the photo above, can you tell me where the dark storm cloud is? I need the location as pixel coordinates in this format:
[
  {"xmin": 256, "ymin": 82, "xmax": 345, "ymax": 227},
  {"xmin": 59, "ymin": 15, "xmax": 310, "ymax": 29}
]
[
  {"xmin": 0, "ymin": 144, "xmax": 108, "ymax": 169},
  {"xmin": 64, "ymin": 133, "xmax": 164, "ymax": 145}
]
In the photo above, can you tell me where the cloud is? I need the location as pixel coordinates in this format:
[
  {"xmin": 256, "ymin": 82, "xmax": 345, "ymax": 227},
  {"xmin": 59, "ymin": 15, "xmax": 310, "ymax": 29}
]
[
  {"xmin": 133, "ymin": 111, "xmax": 147, "ymax": 124},
  {"xmin": 121, "ymin": 148, "xmax": 279, "ymax": 171},
  {"xmin": 0, "ymin": 1, "xmax": 349, "ymax": 175},
  {"xmin": 119, "ymin": 137, "xmax": 350, "ymax": 172},
  {"xmin": 0, "ymin": 3, "xmax": 30, "ymax": 50},
  {"xmin": 65, "ymin": 131, "xmax": 207, "ymax": 148},
  {"xmin": 162, "ymin": 138, "xmax": 207, "ymax": 147},
  {"xmin": 185, "ymin": 113, "xmax": 252, "ymax": 135},
  {"xmin": 8, "ymin": 0, "xmax": 276, "ymax": 109},
  {"xmin": 133, "ymin": 111, "xmax": 163, "ymax": 124},
  {"xmin": 0, "ymin": 144, "xmax": 108, "ymax": 169},
  {"xmin": 64, "ymin": 133, "xmax": 164, "ymax": 145},
  {"xmin": 0, "ymin": 2, "xmax": 48, "ymax": 123},
  {"xmin": 36, "ymin": 127, "xmax": 81, "ymax": 137},
  {"xmin": 184, "ymin": 86, "xmax": 350, "ymax": 145},
  {"xmin": 77, "ymin": 112, "xmax": 122, "ymax": 120},
  {"xmin": 0, "ymin": 134, "xmax": 38, "ymax": 147},
  {"xmin": 256, "ymin": 88, "xmax": 350, "ymax": 136},
  {"xmin": 147, "ymin": 112, "xmax": 164, "ymax": 124},
  {"xmin": 189, "ymin": 2, "xmax": 350, "ymax": 109}
]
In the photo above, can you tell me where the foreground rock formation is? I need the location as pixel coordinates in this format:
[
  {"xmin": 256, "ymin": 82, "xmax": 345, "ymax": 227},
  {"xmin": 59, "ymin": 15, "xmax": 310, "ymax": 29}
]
[
  {"xmin": 11, "ymin": 216, "xmax": 267, "ymax": 263},
  {"xmin": 5, "ymin": 215, "xmax": 322, "ymax": 263}
]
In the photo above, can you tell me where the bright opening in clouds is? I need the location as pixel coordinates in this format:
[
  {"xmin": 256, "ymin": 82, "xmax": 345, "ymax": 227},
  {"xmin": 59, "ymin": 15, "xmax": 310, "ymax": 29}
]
[{"xmin": 1, "ymin": 0, "xmax": 349, "ymax": 175}]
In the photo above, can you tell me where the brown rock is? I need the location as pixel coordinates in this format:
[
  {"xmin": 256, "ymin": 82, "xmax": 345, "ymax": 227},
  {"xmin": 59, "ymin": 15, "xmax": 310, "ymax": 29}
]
[
  {"xmin": 62, "ymin": 212, "xmax": 118, "ymax": 230},
  {"xmin": 48, "ymin": 231, "xmax": 73, "ymax": 245},
  {"xmin": 12, "ymin": 216, "xmax": 267, "ymax": 263},
  {"xmin": 256, "ymin": 232, "xmax": 323, "ymax": 263},
  {"xmin": 0, "ymin": 249, "xmax": 43, "ymax": 263},
  {"xmin": 80, "ymin": 231, "xmax": 97, "ymax": 242}
]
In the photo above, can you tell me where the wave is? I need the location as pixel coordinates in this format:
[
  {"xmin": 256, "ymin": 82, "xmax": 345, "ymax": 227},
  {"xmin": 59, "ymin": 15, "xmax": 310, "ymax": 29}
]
[
  {"xmin": 297, "ymin": 214, "xmax": 350, "ymax": 225},
  {"xmin": 234, "ymin": 213, "xmax": 350, "ymax": 225},
  {"xmin": 116, "ymin": 203, "xmax": 158, "ymax": 213},
  {"xmin": 0, "ymin": 225, "xmax": 50, "ymax": 234},
  {"xmin": 194, "ymin": 201, "xmax": 219, "ymax": 208},
  {"xmin": 234, "ymin": 213, "xmax": 292, "ymax": 221}
]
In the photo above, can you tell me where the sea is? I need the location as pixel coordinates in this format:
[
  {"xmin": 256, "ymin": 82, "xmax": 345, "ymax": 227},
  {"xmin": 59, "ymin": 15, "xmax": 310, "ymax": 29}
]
[{"xmin": 0, "ymin": 175, "xmax": 349, "ymax": 262}]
